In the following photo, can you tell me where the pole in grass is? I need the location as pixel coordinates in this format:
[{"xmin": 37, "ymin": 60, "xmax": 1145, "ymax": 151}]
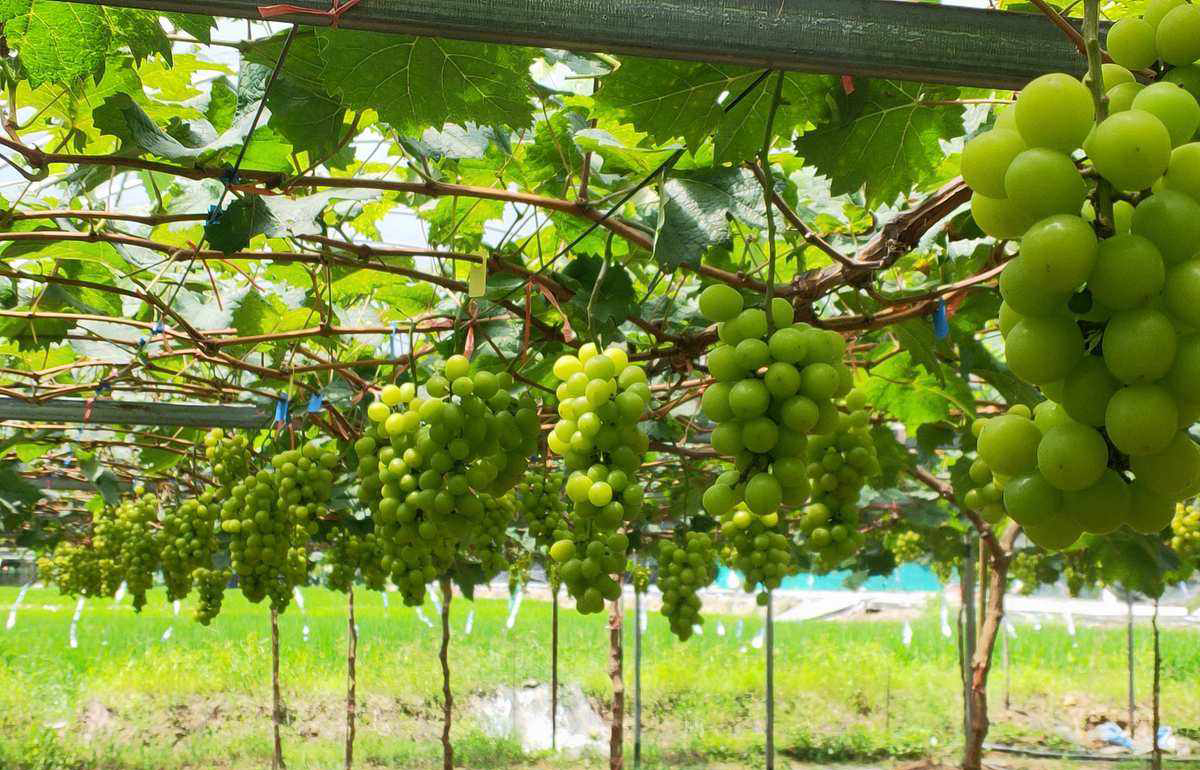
[
  {"xmin": 551, "ymin": 582, "xmax": 559, "ymax": 752},
  {"xmin": 634, "ymin": 584, "xmax": 642, "ymax": 770},
  {"xmin": 765, "ymin": 590, "xmax": 774, "ymax": 770},
  {"xmin": 271, "ymin": 607, "xmax": 286, "ymax": 770},
  {"xmin": 1126, "ymin": 594, "xmax": 1135, "ymax": 738}
]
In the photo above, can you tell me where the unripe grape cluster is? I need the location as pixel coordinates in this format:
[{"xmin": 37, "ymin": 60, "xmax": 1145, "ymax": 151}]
[
  {"xmin": 963, "ymin": 17, "xmax": 1200, "ymax": 544},
  {"xmin": 1170, "ymin": 502, "xmax": 1200, "ymax": 577},
  {"xmin": 159, "ymin": 494, "xmax": 220, "ymax": 601},
  {"xmin": 325, "ymin": 529, "xmax": 387, "ymax": 593},
  {"xmin": 355, "ymin": 355, "xmax": 538, "ymax": 605},
  {"xmin": 546, "ymin": 343, "xmax": 650, "ymax": 615},
  {"xmin": 797, "ymin": 391, "xmax": 879, "ymax": 567},
  {"xmin": 696, "ymin": 287, "xmax": 852, "ymax": 521},
  {"xmin": 111, "ymin": 490, "xmax": 162, "ymax": 612},
  {"xmin": 886, "ymin": 530, "xmax": 924, "ymax": 565},
  {"xmin": 1008, "ymin": 550, "xmax": 1060, "ymax": 595},
  {"xmin": 192, "ymin": 567, "xmax": 230, "ymax": 625},
  {"xmin": 657, "ymin": 532, "xmax": 717, "ymax": 640},
  {"xmin": 517, "ymin": 468, "xmax": 567, "ymax": 550},
  {"xmin": 718, "ymin": 502, "xmax": 797, "ymax": 604}
]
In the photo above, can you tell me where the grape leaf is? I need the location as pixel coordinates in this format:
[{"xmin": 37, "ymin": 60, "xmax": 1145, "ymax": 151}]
[
  {"xmin": 654, "ymin": 167, "xmax": 765, "ymax": 270},
  {"xmin": 794, "ymin": 79, "xmax": 965, "ymax": 207},
  {"xmin": 163, "ymin": 11, "xmax": 215, "ymax": 44},
  {"xmin": 244, "ymin": 30, "xmax": 326, "ymax": 92},
  {"xmin": 103, "ymin": 7, "xmax": 171, "ymax": 66},
  {"xmin": 204, "ymin": 195, "xmax": 273, "ymax": 255},
  {"xmin": 593, "ymin": 58, "xmax": 831, "ymax": 163},
  {"xmin": 317, "ymin": 29, "xmax": 537, "ymax": 132},
  {"xmin": 558, "ymin": 254, "xmax": 636, "ymax": 342},
  {"xmin": 267, "ymin": 78, "xmax": 347, "ymax": 161},
  {"xmin": 3, "ymin": 1, "xmax": 110, "ymax": 87},
  {"xmin": 95, "ymin": 92, "xmax": 270, "ymax": 163}
]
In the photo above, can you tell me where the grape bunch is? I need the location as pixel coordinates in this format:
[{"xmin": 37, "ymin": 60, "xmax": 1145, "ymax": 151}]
[
  {"xmin": 38, "ymin": 538, "xmax": 115, "ymax": 598},
  {"xmin": 203, "ymin": 428, "xmax": 252, "ymax": 486},
  {"xmin": 325, "ymin": 529, "xmax": 387, "ymax": 593},
  {"xmin": 718, "ymin": 502, "xmax": 797, "ymax": 604},
  {"xmin": 191, "ymin": 567, "xmax": 230, "ymax": 625},
  {"xmin": 1169, "ymin": 502, "xmax": 1200, "ymax": 580},
  {"xmin": 630, "ymin": 561, "xmax": 650, "ymax": 594},
  {"xmin": 110, "ymin": 490, "xmax": 162, "ymax": 612},
  {"xmin": 658, "ymin": 531, "xmax": 718, "ymax": 640},
  {"xmin": 797, "ymin": 390, "xmax": 879, "ymax": 567},
  {"xmin": 886, "ymin": 530, "xmax": 924, "ymax": 565},
  {"xmin": 355, "ymin": 355, "xmax": 539, "ymax": 605},
  {"xmin": 1008, "ymin": 549, "xmax": 1060, "ymax": 595},
  {"xmin": 962, "ymin": 20, "xmax": 1200, "ymax": 545},
  {"xmin": 696, "ymin": 287, "xmax": 852, "ymax": 522},
  {"xmin": 158, "ymin": 494, "xmax": 220, "ymax": 601},
  {"xmin": 545, "ymin": 343, "xmax": 651, "ymax": 615},
  {"xmin": 517, "ymin": 468, "xmax": 567, "ymax": 550}
]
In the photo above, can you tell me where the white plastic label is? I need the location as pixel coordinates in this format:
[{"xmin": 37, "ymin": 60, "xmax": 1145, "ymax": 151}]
[
  {"xmin": 902, "ymin": 619, "xmax": 913, "ymax": 647},
  {"xmin": 5, "ymin": 581, "xmax": 32, "ymax": 630},
  {"xmin": 68, "ymin": 597, "xmax": 84, "ymax": 648},
  {"xmin": 464, "ymin": 609, "xmax": 475, "ymax": 635},
  {"xmin": 506, "ymin": 587, "xmax": 523, "ymax": 629}
]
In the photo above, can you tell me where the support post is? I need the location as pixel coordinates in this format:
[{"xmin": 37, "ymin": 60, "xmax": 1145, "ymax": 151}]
[
  {"xmin": 961, "ymin": 539, "xmax": 977, "ymax": 740},
  {"xmin": 766, "ymin": 591, "xmax": 775, "ymax": 770},
  {"xmin": 609, "ymin": 582, "xmax": 625, "ymax": 770},
  {"xmin": 552, "ymin": 584, "xmax": 559, "ymax": 752},
  {"xmin": 634, "ymin": 587, "xmax": 642, "ymax": 770},
  {"xmin": 271, "ymin": 608, "xmax": 286, "ymax": 770},
  {"xmin": 1152, "ymin": 599, "xmax": 1162, "ymax": 770},
  {"xmin": 440, "ymin": 578, "xmax": 454, "ymax": 770},
  {"xmin": 1127, "ymin": 596, "xmax": 1136, "ymax": 738},
  {"xmin": 345, "ymin": 587, "xmax": 357, "ymax": 770}
]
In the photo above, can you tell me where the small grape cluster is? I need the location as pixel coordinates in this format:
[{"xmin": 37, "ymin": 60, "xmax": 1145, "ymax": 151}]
[
  {"xmin": 110, "ymin": 490, "xmax": 162, "ymax": 612},
  {"xmin": 630, "ymin": 562, "xmax": 650, "ymax": 594},
  {"xmin": 797, "ymin": 391, "xmax": 879, "ymax": 567},
  {"xmin": 697, "ymin": 288, "xmax": 852, "ymax": 521},
  {"xmin": 658, "ymin": 531, "xmax": 717, "ymax": 640},
  {"xmin": 1008, "ymin": 550, "xmax": 1059, "ymax": 595},
  {"xmin": 964, "ymin": 16, "xmax": 1200, "ymax": 547},
  {"xmin": 718, "ymin": 503, "xmax": 796, "ymax": 604},
  {"xmin": 546, "ymin": 343, "xmax": 650, "ymax": 615},
  {"xmin": 191, "ymin": 567, "xmax": 230, "ymax": 625},
  {"xmin": 517, "ymin": 468, "xmax": 567, "ymax": 550},
  {"xmin": 1169, "ymin": 502, "xmax": 1200, "ymax": 580},
  {"xmin": 325, "ymin": 529, "xmax": 387, "ymax": 593},
  {"xmin": 886, "ymin": 530, "xmax": 924, "ymax": 565},
  {"xmin": 356, "ymin": 355, "xmax": 538, "ymax": 605}
]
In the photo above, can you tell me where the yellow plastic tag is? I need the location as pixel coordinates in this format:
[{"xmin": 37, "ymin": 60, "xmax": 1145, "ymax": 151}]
[{"xmin": 468, "ymin": 261, "xmax": 487, "ymax": 297}]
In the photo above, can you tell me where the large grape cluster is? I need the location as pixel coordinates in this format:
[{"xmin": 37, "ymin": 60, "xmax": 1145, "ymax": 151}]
[
  {"xmin": 658, "ymin": 531, "xmax": 717, "ymax": 640},
  {"xmin": 355, "ymin": 355, "xmax": 538, "ymax": 605},
  {"xmin": 517, "ymin": 468, "xmax": 566, "ymax": 550},
  {"xmin": 110, "ymin": 491, "xmax": 162, "ymax": 612},
  {"xmin": 546, "ymin": 343, "xmax": 651, "ymax": 615},
  {"xmin": 325, "ymin": 529, "xmax": 387, "ymax": 593},
  {"xmin": 696, "ymin": 288, "xmax": 851, "ymax": 524},
  {"xmin": 718, "ymin": 502, "xmax": 797, "ymax": 604},
  {"xmin": 963, "ymin": 17, "xmax": 1200, "ymax": 547},
  {"xmin": 797, "ymin": 391, "xmax": 879, "ymax": 567}
]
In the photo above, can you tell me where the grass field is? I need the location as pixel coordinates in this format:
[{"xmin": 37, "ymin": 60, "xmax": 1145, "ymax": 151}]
[{"xmin": 0, "ymin": 584, "xmax": 1197, "ymax": 770}]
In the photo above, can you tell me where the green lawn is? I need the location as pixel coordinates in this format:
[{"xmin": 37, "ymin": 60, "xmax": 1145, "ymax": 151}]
[{"xmin": 0, "ymin": 584, "xmax": 1196, "ymax": 769}]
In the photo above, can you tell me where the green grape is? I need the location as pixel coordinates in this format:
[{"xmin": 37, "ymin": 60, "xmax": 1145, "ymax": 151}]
[
  {"xmin": 1018, "ymin": 215, "xmax": 1097, "ymax": 293},
  {"xmin": 976, "ymin": 413, "xmax": 1041, "ymax": 476},
  {"xmin": 1062, "ymin": 355, "xmax": 1119, "ymax": 427},
  {"xmin": 1130, "ymin": 431, "xmax": 1200, "ymax": 499},
  {"xmin": 1165, "ymin": 334, "xmax": 1200, "ymax": 404},
  {"xmin": 1087, "ymin": 234, "xmax": 1165, "ymax": 310},
  {"xmin": 1102, "ymin": 308, "xmax": 1177, "ymax": 384},
  {"xmin": 658, "ymin": 532, "xmax": 718, "ymax": 640},
  {"xmin": 1085, "ymin": 110, "xmax": 1172, "ymax": 191},
  {"xmin": 1022, "ymin": 515, "xmax": 1084, "ymax": 551},
  {"xmin": 887, "ymin": 530, "xmax": 924, "ymax": 565},
  {"xmin": 1063, "ymin": 470, "xmax": 1132, "ymax": 535},
  {"xmin": 1004, "ymin": 316, "xmax": 1083, "ymax": 385},
  {"xmin": 518, "ymin": 468, "xmax": 567, "ymax": 551},
  {"xmin": 1107, "ymin": 82, "xmax": 1146, "ymax": 114},
  {"xmin": 1037, "ymin": 422, "xmax": 1109, "ymax": 492},
  {"xmin": 1131, "ymin": 190, "xmax": 1200, "ymax": 264},
  {"xmin": 1004, "ymin": 149, "xmax": 1087, "ymax": 220},
  {"xmin": 1127, "ymin": 482, "xmax": 1177, "ymax": 534},
  {"xmin": 1155, "ymin": 4, "xmax": 1200, "ymax": 66},
  {"xmin": 159, "ymin": 495, "xmax": 220, "ymax": 602},
  {"xmin": 1168, "ymin": 502, "xmax": 1200, "ymax": 574},
  {"xmin": 1165, "ymin": 261, "xmax": 1200, "ymax": 326},
  {"xmin": 1102, "ymin": 63, "xmax": 1135, "ymax": 91},
  {"xmin": 971, "ymin": 193, "xmax": 1036, "ymax": 239},
  {"xmin": 698, "ymin": 284, "xmax": 744, "ymax": 322},
  {"xmin": 1033, "ymin": 399, "xmax": 1072, "ymax": 433},
  {"xmin": 1014, "ymin": 73, "xmax": 1095, "ymax": 153},
  {"xmin": 1008, "ymin": 550, "xmax": 1059, "ymax": 594},
  {"xmin": 1145, "ymin": 0, "xmax": 1187, "ymax": 31},
  {"xmin": 1107, "ymin": 17, "xmax": 1158, "ymax": 69},
  {"xmin": 998, "ymin": 301, "xmax": 1023, "ymax": 338},
  {"xmin": 192, "ymin": 568, "xmax": 230, "ymax": 625},
  {"xmin": 998, "ymin": 256, "xmax": 1071, "ymax": 316},
  {"xmin": 1131, "ymin": 82, "xmax": 1200, "ymax": 147},
  {"xmin": 1163, "ymin": 142, "xmax": 1200, "ymax": 200},
  {"xmin": 1002, "ymin": 472, "xmax": 1062, "ymax": 527},
  {"xmin": 1105, "ymin": 385, "xmax": 1179, "ymax": 456},
  {"xmin": 961, "ymin": 129, "xmax": 1025, "ymax": 198}
]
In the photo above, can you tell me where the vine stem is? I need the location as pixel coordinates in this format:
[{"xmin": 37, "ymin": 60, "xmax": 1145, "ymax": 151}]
[
  {"xmin": 439, "ymin": 577, "xmax": 453, "ymax": 770},
  {"xmin": 759, "ymin": 71, "xmax": 785, "ymax": 333},
  {"xmin": 345, "ymin": 587, "xmax": 357, "ymax": 770},
  {"xmin": 1082, "ymin": 0, "xmax": 1114, "ymax": 232}
]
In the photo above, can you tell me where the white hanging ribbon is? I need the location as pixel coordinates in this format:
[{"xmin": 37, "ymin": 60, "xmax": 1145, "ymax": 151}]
[
  {"xmin": 68, "ymin": 597, "xmax": 84, "ymax": 648},
  {"xmin": 638, "ymin": 602, "xmax": 648, "ymax": 633},
  {"xmin": 428, "ymin": 585, "xmax": 442, "ymax": 615},
  {"xmin": 464, "ymin": 609, "xmax": 475, "ymax": 635},
  {"xmin": 112, "ymin": 581, "xmax": 127, "ymax": 606},
  {"xmin": 505, "ymin": 586, "xmax": 523, "ymax": 629},
  {"xmin": 1004, "ymin": 618, "xmax": 1017, "ymax": 639},
  {"xmin": 5, "ymin": 581, "xmax": 33, "ymax": 630},
  {"xmin": 691, "ymin": 623, "xmax": 703, "ymax": 636},
  {"xmin": 735, "ymin": 618, "xmax": 745, "ymax": 639},
  {"xmin": 415, "ymin": 606, "xmax": 433, "ymax": 627},
  {"xmin": 939, "ymin": 599, "xmax": 953, "ymax": 638},
  {"xmin": 902, "ymin": 619, "xmax": 913, "ymax": 647},
  {"xmin": 1065, "ymin": 610, "xmax": 1076, "ymax": 637},
  {"xmin": 716, "ymin": 620, "xmax": 726, "ymax": 636}
]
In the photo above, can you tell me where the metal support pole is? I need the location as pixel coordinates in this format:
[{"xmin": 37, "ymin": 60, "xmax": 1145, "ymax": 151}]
[
  {"xmin": 634, "ymin": 588, "xmax": 642, "ymax": 770},
  {"xmin": 765, "ymin": 591, "xmax": 774, "ymax": 770}
]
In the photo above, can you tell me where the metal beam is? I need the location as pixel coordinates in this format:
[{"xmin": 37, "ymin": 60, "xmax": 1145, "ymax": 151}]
[
  {"xmin": 0, "ymin": 398, "xmax": 271, "ymax": 429},
  {"xmin": 71, "ymin": 0, "xmax": 1096, "ymax": 90}
]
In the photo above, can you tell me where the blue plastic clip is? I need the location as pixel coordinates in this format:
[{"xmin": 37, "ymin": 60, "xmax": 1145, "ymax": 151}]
[
  {"xmin": 95, "ymin": 379, "xmax": 112, "ymax": 395},
  {"xmin": 152, "ymin": 320, "xmax": 165, "ymax": 335},
  {"xmin": 206, "ymin": 204, "xmax": 223, "ymax": 225},
  {"xmin": 220, "ymin": 166, "xmax": 241, "ymax": 187},
  {"xmin": 307, "ymin": 393, "xmax": 324, "ymax": 413},
  {"xmin": 273, "ymin": 393, "xmax": 289, "ymax": 425},
  {"xmin": 932, "ymin": 299, "xmax": 949, "ymax": 340}
]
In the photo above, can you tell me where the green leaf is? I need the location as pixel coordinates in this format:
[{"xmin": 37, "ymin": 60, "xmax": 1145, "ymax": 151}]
[
  {"xmin": 205, "ymin": 194, "xmax": 273, "ymax": 255},
  {"xmin": 260, "ymin": 189, "xmax": 376, "ymax": 237},
  {"xmin": 95, "ymin": 92, "xmax": 270, "ymax": 164},
  {"xmin": 267, "ymin": 77, "xmax": 347, "ymax": 161},
  {"xmin": 4, "ymin": 1, "xmax": 110, "ymax": 87},
  {"xmin": 593, "ymin": 59, "xmax": 830, "ymax": 163},
  {"xmin": 74, "ymin": 448, "xmax": 121, "ymax": 505},
  {"xmin": 558, "ymin": 255, "xmax": 636, "ymax": 342},
  {"xmin": 862, "ymin": 351, "xmax": 973, "ymax": 433},
  {"xmin": 164, "ymin": 11, "xmax": 214, "ymax": 44},
  {"xmin": 104, "ymin": 7, "xmax": 171, "ymax": 65},
  {"xmin": 794, "ymin": 80, "xmax": 965, "ymax": 206},
  {"xmin": 654, "ymin": 167, "xmax": 764, "ymax": 270},
  {"xmin": 893, "ymin": 319, "xmax": 944, "ymax": 384},
  {"xmin": 317, "ymin": 29, "xmax": 537, "ymax": 131},
  {"xmin": 206, "ymin": 76, "xmax": 238, "ymax": 134},
  {"xmin": 244, "ymin": 30, "xmax": 327, "ymax": 92},
  {"xmin": 573, "ymin": 126, "xmax": 676, "ymax": 174}
]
